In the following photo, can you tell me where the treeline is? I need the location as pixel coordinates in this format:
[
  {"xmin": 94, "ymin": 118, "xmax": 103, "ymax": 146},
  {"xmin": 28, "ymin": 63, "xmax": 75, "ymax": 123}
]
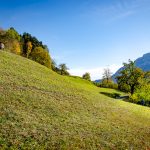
[
  {"xmin": 0, "ymin": 27, "xmax": 51, "ymax": 68},
  {"xmin": 0, "ymin": 27, "xmax": 69, "ymax": 75}
]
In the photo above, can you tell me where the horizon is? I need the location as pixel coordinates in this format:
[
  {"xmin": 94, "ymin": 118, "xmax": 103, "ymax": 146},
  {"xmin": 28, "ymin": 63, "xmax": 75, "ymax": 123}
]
[{"xmin": 0, "ymin": 0, "xmax": 150, "ymax": 80}]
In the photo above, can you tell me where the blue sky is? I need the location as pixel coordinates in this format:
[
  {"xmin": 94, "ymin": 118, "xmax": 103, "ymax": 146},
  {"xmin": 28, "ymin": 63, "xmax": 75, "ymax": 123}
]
[{"xmin": 0, "ymin": 0, "xmax": 150, "ymax": 80}]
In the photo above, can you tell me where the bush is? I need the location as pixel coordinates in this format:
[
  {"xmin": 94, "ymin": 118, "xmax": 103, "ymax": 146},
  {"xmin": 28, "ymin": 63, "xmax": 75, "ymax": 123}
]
[{"xmin": 129, "ymin": 79, "xmax": 150, "ymax": 106}]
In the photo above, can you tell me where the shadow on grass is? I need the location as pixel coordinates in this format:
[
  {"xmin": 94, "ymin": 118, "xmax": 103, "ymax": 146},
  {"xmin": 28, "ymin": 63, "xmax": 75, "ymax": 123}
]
[{"xmin": 100, "ymin": 92, "xmax": 121, "ymax": 99}]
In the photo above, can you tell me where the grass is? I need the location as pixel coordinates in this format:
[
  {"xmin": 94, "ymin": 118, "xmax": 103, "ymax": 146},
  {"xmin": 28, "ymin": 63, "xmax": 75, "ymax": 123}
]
[{"xmin": 0, "ymin": 51, "xmax": 150, "ymax": 149}]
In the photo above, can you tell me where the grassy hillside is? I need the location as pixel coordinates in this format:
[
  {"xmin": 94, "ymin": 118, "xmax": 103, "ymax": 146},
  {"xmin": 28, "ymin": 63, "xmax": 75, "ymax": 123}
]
[{"xmin": 0, "ymin": 51, "xmax": 150, "ymax": 149}]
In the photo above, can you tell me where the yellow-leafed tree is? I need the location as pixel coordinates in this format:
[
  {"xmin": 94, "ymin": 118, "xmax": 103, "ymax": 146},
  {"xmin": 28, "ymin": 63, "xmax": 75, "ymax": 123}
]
[
  {"xmin": 30, "ymin": 46, "xmax": 51, "ymax": 68},
  {"xmin": 11, "ymin": 40, "xmax": 21, "ymax": 55},
  {"xmin": 26, "ymin": 41, "xmax": 32, "ymax": 58}
]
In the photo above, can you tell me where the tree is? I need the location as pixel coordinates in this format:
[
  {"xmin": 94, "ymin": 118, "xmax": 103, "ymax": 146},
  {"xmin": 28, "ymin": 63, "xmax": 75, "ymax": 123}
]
[
  {"xmin": 59, "ymin": 63, "xmax": 69, "ymax": 75},
  {"xmin": 102, "ymin": 68, "xmax": 112, "ymax": 83},
  {"xmin": 116, "ymin": 60, "xmax": 144, "ymax": 95},
  {"xmin": 11, "ymin": 40, "xmax": 21, "ymax": 55},
  {"xmin": 30, "ymin": 46, "xmax": 51, "ymax": 68},
  {"xmin": 26, "ymin": 41, "xmax": 32, "ymax": 58},
  {"xmin": 6, "ymin": 27, "xmax": 21, "ymax": 41},
  {"xmin": 51, "ymin": 59, "xmax": 57, "ymax": 71},
  {"xmin": 100, "ymin": 68, "xmax": 114, "ymax": 88},
  {"xmin": 21, "ymin": 32, "xmax": 44, "ymax": 56},
  {"xmin": 0, "ymin": 27, "xmax": 21, "ymax": 53},
  {"xmin": 82, "ymin": 72, "xmax": 91, "ymax": 81}
]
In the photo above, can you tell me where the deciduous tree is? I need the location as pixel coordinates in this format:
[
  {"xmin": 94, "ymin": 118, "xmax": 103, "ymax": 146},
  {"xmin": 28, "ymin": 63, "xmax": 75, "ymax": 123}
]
[
  {"xmin": 11, "ymin": 40, "xmax": 21, "ymax": 55},
  {"xmin": 30, "ymin": 46, "xmax": 51, "ymax": 68},
  {"xmin": 102, "ymin": 68, "xmax": 112, "ymax": 83},
  {"xmin": 59, "ymin": 63, "xmax": 69, "ymax": 75},
  {"xmin": 26, "ymin": 41, "xmax": 32, "ymax": 58},
  {"xmin": 116, "ymin": 60, "xmax": 144, "ymax": 95},
  {"xmin": 6, "ymin": 27, "xmax": 21, "ymax": 41},
  {"xmin": 82, "ymin": 72, "xmax": 91, "ymax": 81}
]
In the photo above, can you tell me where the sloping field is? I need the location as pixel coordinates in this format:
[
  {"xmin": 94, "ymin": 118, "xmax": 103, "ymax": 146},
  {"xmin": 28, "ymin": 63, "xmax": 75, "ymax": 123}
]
[{"xmin": 0, "ymin": 51, "xmax": 150, "ymax": 149}]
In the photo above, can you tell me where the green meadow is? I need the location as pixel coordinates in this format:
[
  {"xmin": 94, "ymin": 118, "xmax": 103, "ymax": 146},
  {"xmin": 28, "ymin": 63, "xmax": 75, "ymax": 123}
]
[{"xmin": 0, "ymin": 51, "xmax": 150, "ymax": 149}]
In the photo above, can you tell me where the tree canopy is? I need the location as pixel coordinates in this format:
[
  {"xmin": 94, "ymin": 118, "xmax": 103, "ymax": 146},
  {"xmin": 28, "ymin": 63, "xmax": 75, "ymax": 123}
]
[
  {"xmin": 82, "ymin": 72, "xmax": 91, "ymax": 81},
  {"xmin": 30, "ymin": 46, "xmax": 51, "ymax": 68},
  {"xmin": 116, "ymin": 60, "xmax": 144, "ymax": 95},
  {"xmin": 58, "ymin": 63, "xmax": 69, "ymax": 75}
]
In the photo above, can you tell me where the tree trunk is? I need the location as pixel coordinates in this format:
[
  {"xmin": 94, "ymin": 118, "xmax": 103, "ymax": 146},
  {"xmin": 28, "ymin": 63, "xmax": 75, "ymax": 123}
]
[{"xmin": 130, "ymin": 85, "xmax": 135, "ymax": 95}]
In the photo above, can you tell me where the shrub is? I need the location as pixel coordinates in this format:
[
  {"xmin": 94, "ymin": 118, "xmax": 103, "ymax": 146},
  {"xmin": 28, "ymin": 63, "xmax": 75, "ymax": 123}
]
[{"xmin": 129, "ymin": 79, "xmax": 150, "ymax": 106}]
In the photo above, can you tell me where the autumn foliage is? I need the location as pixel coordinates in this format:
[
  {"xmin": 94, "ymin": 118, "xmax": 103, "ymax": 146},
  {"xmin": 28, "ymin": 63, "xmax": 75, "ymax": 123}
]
[
  {"xmin": 30, "ymin": 46, "xmax": 51, "ymax": 68},
  {"xmin": 0, "ymin": 27, "xmax": 52, "ymax": 68}
]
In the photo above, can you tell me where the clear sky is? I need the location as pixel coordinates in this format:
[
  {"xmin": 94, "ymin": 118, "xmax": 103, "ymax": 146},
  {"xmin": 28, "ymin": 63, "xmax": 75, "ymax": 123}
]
[{"xmin": 0, "ymin": 0, "xmax": 150, "ymax": 80}]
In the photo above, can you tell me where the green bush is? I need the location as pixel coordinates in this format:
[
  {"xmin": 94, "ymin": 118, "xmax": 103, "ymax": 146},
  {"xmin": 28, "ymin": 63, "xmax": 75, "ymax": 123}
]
[{"xmin": 129, "ymin": 79, "xmax": 150, "ymax": 106}]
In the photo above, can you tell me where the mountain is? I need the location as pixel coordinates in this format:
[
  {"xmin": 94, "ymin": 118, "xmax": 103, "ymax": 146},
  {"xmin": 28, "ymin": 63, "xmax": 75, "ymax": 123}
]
[
  {"xmin": 112, "ymin": 52, "xmax": 150, "ymax": 82},
  {"xmin": 94, "ymin": 79, "xmax": 102, "ymax": 82},
  {"xmin": 0, "ymin": 51, "xmax": 150, "ymax": 149},
  {"xmin": 95, "ymin": 53, "xmax": 150, "ymax": 83},
  {"xmin": 135, "ymin": 53, "xmax": 150, "ymax": 71}
]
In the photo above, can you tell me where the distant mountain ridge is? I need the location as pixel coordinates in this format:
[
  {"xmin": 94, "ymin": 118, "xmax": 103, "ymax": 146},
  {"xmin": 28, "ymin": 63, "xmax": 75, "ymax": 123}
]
[
  {"xmin": 135, "ymin": 53, "xmax": 150, "ymax": 71},
  {"xmin": 112, "ymin": 52, "xmax": 150, "ymax": 82},
  {"xmin": 95, "ymin": 52, "xmax": 150, "ymax": 82}
]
